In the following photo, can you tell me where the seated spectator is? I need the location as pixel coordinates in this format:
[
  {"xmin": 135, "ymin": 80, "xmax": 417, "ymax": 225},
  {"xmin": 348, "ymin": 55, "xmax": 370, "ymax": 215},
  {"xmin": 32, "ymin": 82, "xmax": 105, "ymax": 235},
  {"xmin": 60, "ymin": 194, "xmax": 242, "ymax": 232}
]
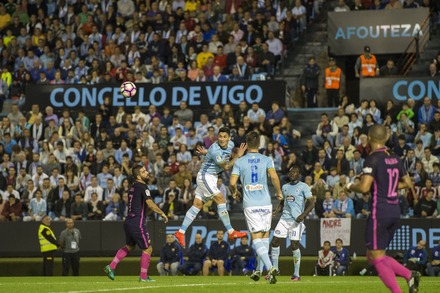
[
  {"xmin": 355, "ymin": 193, "xmax": 371, "ymax": 219},
  {"xmin": 312, "ymin": 113, "xmax": 338, "ymax": 148},
  {"xmin": 426, "ymin": 240, "xmax": 440, "ymax": 276},
  {"xmin": 157, "ymin": 234, "xmax": 180, "ymax": 276},
  {"xmin": 202, "ymin": 199, "xmax": 218, "ymax": 219},
  {"xmin": 103, "ymin": 194, "xmax": 124, "ymax": 221},
  {"xmin": 404, "ymin": 240, "xmax": 428, "ymax": 274},
  {"xmin": 326, "ymin": 167, "xmax": 340, "ymax": 191},
  {"xmin": 332, "ymin": 238, "xmax": 350, "ymax": 276},
  {"xmin": 23, "ymin": 189, "xmax": 47, "ymax": 222},
  {"xmin": 230, "ymin": 236, "xmax": 255, "ymax": 275},
  {"xmin": 203, "ymin": 230, "xmax": 230, "ymax": 276},
  {"xmin": 162, "ymin": 192, "xmax": 184, "ymax": 220},
  {"xmin": 0, "ymin": 194, "xmax": 23, "ymax": 222},
  {"xmin": 414, "ymin": 190, "xmax": 437, "ymax": 218},
  {"xmin": 53, "ymin": 190, "xmax": 72, "ymax": 221},
  {"xmin": 332, "ymin": 191, "xmax": 355, "ymax": 218},
  {"xmin": 70, "ymin": 194, "xmax": 88, "ymax": 221},
  {"xmin": 178, "ymin": 233, "xmax": 207, "ymax": 276},
  {"xmin": 87, "ymin": 192, "xmax": 104, "ymax": 220},
  {"xmin": 314, "ymin": 240, "xmax": 335, "ymax": 276},
  {"xmin": 322, "ymin": 191, "xmax": 334, "ymax": 218}
]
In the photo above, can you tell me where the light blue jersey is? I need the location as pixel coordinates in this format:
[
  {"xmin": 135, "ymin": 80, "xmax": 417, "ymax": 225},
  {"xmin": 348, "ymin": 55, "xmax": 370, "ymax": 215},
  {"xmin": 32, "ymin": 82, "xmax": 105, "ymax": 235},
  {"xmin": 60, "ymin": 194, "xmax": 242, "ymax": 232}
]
[
  {"xmin": 231, "ymin": 152, "xmax": 275, "ymax": 209},
  {"xmin": 201, "ymin": 140, "xmax": 234, "ymax": 175},
  {"xmin": 281, "ymin": 182, "xmax": 312, "ymax": 220}
]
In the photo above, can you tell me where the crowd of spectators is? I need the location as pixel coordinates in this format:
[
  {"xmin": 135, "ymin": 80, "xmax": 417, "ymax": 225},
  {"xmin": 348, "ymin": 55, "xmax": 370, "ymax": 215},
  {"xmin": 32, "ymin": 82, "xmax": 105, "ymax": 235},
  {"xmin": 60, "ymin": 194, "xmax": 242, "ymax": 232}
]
[
  {"xmin": 304, "ymin": 96, "xmax": 440, "ymax": 220},
  {"xmin": 0, "ymin": 99, "xmax": 288, "ymax": 222},
  {"xmin": 0, "ymin": 0, "xmax": 328, "ymax": 113}
]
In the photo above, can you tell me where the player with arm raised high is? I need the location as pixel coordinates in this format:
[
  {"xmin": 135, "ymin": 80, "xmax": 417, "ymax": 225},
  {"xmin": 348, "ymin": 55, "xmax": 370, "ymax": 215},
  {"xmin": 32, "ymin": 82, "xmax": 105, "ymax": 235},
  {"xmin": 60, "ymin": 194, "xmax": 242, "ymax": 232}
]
[
  {"xmin": 174, "ymin": 127, "xmax": 248, "ymax": 248},
  {"xmin": 230, "ymin": 131, "xmax": 283, "ymax": 284},
  {"xmin": 104, "ymin": 165, "xmax": 168, "ymax": 282},
  {"xmin": 271, "ymin": 165, "xmax": 314, "ymax": 281},
  {"xmin": 346, "ymin": 124, "xmax": 420, "ymax": 293}
]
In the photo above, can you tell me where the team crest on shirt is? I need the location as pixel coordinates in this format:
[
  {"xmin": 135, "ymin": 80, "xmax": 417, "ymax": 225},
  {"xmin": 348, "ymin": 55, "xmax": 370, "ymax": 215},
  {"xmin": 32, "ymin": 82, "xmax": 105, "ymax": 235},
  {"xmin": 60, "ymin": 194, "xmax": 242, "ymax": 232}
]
[
  {"xmin": 216, "ymin": 155, "xmax": 223, "ymax": 162},
  {"xmin": 285, "ymin": 195, "xmax": 295, "ymax": 202},
  {"xmin": 275, "ymin": 230, "xmax": 281, "ymax": 235}
]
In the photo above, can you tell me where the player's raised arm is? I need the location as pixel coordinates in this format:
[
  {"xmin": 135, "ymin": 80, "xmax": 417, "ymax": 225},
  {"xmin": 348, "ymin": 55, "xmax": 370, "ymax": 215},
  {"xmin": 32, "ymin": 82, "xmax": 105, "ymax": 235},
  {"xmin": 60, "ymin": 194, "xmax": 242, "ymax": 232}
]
[
  {"xmin": 219, "ymin": 143, "xmax": 247, "ymax": 171},
  {"xmin": 146, "ymin": 199, "xmax": 168, "ymax": 223}
]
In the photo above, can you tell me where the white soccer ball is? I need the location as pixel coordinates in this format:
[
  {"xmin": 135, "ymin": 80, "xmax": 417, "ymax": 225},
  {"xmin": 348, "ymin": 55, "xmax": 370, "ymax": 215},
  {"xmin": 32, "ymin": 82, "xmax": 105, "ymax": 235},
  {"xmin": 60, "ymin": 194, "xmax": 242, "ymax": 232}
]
[{"xmin": 120, "ymin": 81, "xmax": 137, "ymax": 98}]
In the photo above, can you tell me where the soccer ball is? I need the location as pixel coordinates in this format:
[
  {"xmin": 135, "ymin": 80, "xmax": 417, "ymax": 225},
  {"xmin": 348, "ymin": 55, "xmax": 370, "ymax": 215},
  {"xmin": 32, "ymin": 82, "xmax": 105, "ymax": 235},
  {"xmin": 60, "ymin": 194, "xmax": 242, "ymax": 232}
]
[{"xmin": 120, "ymin": 81, "xmax": 137, "ymax": 98}]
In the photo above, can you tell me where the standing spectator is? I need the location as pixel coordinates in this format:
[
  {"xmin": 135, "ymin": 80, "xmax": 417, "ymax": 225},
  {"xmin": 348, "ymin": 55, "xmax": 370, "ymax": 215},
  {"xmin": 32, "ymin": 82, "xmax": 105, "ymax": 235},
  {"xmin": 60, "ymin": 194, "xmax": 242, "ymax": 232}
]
[
  {"xmin": 332, "ymin": 238, "xmax": 350, "ymax": 276},
  {"xmin": 38, "ymin": 216, "xmax": 59, "ymax": 276},
  {"xmin": 355, "ymin": 46, "xmax": 379, "ymax": 78},
  {"xmin": 301, "ymin": 57, "xmax": 320, "ymax": 108},
  {"xmin": 203, "ymin": 230, "xmax": 230, "ymax": 276},
  {"xmin": 230, "ymin": 236, "xmax": 255, "ymax": 275},
  {"xmin": 59, "ymin": 218, "xmax": 82, "ymax": 276},
  {"xmin": 418, "ymin": 97, "xmax": 436, "ymax": 125},
  {"xmin": 325, "ymin": 57, "xmax": 342, "ymax": 107},
  {"xmin": 404, "ymin": 240, "xmax": 428, "ymax": 274},
  {"xmin": 178, "ymin": 233, "xmax": 207, "ymax": 276},
  {"xmin": 174, "ymin": 101, "xmax": 193, "ymax": 125},
  {"xmin": 156, "ymin": 234, "xmax": 180, "ymax": 276},
  {"xmin": 426, "ymin": 240, "xmax": 440, "ymax": 276},
  {"xmin": 314, "ymin": 240, "xmax": 335, "ymax": 276}
]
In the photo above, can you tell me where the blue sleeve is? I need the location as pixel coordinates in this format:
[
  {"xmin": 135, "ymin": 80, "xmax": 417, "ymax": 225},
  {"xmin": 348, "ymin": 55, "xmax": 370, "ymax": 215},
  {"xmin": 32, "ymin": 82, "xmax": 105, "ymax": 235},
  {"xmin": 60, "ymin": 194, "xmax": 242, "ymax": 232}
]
[
  {"xmin": 160, "ymin": 247, "xmax": 166, "ymax": 263},
  {"xmin": 419, "ymin": 250, "xmax": 428, "ymax": 265},
  {"xmin": 417, "ymin": 108, "xmax": 423, "ymax": 123},
  {"xmin": 342, "ymin": 248, "xmax": 350, "ymax": 266}
]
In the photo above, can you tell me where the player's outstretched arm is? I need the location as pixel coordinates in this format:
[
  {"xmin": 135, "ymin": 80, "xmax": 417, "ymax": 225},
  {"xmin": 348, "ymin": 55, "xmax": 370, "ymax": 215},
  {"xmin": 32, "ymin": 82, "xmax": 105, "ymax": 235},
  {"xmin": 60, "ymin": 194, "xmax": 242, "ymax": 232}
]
[
  {"xmin": 268, "ymin": 168, "xmax": 283, "ymax": 200},
  {"xmin": 220, "ymin": 143, "xmax": 247, "ymax": 171},
  {"xmin": 196, "ymin": 145, "xmax": 208, "ymax": 155},
  {"xmin": 146, "ymin": 199, "xmax": 168, "ymax": 223}
]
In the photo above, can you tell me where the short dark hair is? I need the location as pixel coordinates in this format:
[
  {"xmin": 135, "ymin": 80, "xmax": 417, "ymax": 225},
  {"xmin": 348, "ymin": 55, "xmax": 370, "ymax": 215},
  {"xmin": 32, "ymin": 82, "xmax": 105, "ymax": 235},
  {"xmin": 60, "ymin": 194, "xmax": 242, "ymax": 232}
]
[
  {"xmin": 132, "ymin": 165, "xmax": 143, "ymax": 178},
  {"xmin": 218, "ymin": 127, "xmax": 230, "ymax": 136},
  {"xmin": 246, "ymin": 131, "xmax": 260, "ymax": 149},
  {"xmin": 324, "ymin": 240, "xmax": 331, "ymax": 246},
  {"xmin": 336, "ymin": 238, "xmax": 343, "ymax": 244}
]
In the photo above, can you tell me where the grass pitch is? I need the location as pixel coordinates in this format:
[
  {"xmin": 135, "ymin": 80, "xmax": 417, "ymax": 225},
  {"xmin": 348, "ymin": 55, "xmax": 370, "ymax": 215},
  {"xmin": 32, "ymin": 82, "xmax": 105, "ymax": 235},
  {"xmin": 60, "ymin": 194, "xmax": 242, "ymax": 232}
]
[{"xmin": 0, "ymin": 276, "xmax": 439, "ymax": 293}]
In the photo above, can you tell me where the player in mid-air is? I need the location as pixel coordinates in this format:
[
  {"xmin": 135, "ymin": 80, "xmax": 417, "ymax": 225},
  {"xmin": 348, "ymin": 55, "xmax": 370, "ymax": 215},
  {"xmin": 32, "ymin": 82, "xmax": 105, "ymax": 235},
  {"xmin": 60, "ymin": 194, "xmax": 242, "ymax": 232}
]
[
  {"xmin": 229, "ymin": 131, "xmax": 283, "ymax": 284},
  {"xmin": 346, "ymin": 125, "xmax": 420, "ymax": 293},
  {"xmin": 104, "ymin": 165, "xmax": 168, "ymax": 282},
  {"xmin": 271, "ymin": 165, "xmax": 314, "ymax": 281},
  {"xmin": 174, "ymin": 127, "xmax": 248, "ymax": 248}
]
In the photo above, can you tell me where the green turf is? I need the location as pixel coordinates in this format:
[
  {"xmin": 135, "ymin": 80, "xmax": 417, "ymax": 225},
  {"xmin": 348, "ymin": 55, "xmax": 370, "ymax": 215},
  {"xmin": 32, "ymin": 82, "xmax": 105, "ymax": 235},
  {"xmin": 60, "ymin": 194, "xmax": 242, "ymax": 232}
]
[{"xmin": 0, "ymin": 276, "xmax": 438, "ymax": 293}]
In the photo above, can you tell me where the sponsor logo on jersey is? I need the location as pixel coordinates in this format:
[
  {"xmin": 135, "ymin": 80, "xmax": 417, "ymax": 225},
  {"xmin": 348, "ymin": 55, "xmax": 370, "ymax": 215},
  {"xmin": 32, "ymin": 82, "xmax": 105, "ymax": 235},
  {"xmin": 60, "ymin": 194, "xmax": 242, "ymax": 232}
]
[
  {"xmin": 245, "ymin": 184, "xmax": 264, "ymax": 191},
  {"xmin": 250, "ymin": 208, "xmax": 271, "ymax": 213},
  {"xmin": 286, "ymin": 195, "xmax": 295, "ymax": 202}
]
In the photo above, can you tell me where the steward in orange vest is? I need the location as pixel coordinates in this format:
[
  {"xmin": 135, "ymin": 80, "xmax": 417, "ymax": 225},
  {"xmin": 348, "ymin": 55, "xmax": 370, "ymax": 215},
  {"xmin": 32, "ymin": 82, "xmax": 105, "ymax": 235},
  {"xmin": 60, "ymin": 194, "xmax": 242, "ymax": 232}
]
[
  {"xmin": 325, "ymin": 57, "xmax": 342, "ymax": 107},
  {"xmin": 355, "ymin": 46, "xmax": 379, "ymax": 78}
]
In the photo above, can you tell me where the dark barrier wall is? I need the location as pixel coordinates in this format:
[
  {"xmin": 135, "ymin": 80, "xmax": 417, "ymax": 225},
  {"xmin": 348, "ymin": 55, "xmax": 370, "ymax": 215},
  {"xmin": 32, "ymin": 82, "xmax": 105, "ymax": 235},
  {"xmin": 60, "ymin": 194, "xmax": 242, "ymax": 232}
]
[
  {"xmin": 0, "ymin": 219, "xmax": 438, "ymax": 257},
  {"xmin": 360, "ymin": 77, "xmax": 440, "ymax": 106},
  {"xmin": 328, "ymin": 8, "xmax": 429, "ymax": 55},
  {"xmin": 24, "ymin": 81, "xmax": 286, "ymax": 111}
]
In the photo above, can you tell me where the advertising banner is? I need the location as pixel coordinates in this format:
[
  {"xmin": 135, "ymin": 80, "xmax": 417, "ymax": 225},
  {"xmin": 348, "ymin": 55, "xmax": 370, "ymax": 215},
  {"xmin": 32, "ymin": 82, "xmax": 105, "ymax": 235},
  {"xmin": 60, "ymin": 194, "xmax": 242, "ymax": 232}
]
[
  {"xmin": 359, "ymin": 77, "xmax": 440, "ymax": 106},
  {"xmin": 24, "ymin": 81, "xmax": 286, "ymax": 111},
  {"xmin": 320, "ymin": 218, "xmax": 351, "ymax": 246},
  {"xmin": 328, "ymin": 8, "xmax": 429, "ymax": 55}
]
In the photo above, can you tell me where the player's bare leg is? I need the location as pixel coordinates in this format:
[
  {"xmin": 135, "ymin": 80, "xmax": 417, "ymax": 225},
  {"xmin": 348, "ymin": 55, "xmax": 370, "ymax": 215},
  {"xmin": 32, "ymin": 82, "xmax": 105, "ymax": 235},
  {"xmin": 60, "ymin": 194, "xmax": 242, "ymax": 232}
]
[{"xmin": 212, "ymin": 193, "xmax": 247, "ymax": 241}]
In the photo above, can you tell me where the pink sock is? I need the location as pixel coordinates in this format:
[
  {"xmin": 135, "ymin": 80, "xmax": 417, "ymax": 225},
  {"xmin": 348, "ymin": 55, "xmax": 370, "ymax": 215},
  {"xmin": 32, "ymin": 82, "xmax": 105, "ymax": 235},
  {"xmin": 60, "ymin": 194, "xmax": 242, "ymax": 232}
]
[
  {"xmin": 372, "ymin": 256, "xmax": 402, "ymax": 293},
  {"xmin": 110, "ymin": 246, "xmax": 130, "ymax": 270},
  {"xmin": 385, "ymin": 256, "xmax": 411, "ymax": 281},
  {"xmin": 140, "ymin": 252, "xmax": 151, "ymax": 280}
]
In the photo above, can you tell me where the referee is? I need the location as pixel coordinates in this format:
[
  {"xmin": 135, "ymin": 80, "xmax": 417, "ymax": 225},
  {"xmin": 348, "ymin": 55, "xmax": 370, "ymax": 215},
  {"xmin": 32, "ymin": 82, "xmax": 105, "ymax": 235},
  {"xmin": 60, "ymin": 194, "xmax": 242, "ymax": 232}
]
[{"xmin": 59, "ymin": 218, "xmax": 82, "ymax": 276}]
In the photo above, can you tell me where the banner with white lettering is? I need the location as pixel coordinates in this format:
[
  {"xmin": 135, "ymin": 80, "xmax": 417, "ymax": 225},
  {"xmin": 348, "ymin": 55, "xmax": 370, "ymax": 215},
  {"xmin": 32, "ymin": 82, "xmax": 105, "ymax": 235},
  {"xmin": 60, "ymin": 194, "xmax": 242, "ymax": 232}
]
[
  {"xmin": 24, "ymin": 81, "xmax": 286, "ymax": 111},
  {"xmin": 320, "ymin": 218, "xmax": 351, "ymax": 246},
  {"xmin": 360, "ymin": 77, "xmax": 440, "ymax": 107},
  {"xmin": 328, "ymin": 8, "xmax": 429, "ymax": 55}
]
